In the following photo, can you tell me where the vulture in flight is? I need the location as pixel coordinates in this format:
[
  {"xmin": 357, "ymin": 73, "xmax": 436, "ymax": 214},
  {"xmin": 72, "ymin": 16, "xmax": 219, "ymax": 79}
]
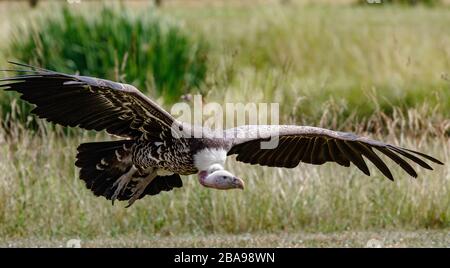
[{"xmin": 0, "ymin": 62, "xmax": 443, "ymax": 207}]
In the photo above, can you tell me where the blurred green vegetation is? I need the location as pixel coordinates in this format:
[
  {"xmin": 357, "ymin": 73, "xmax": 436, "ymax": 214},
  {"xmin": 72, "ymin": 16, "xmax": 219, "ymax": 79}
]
[{"xmin": 8, "ymin": 6, "xmax": 208, "ymax": 103}]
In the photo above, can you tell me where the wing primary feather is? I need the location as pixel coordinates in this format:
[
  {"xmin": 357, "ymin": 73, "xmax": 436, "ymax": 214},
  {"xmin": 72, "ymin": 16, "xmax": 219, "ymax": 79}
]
[
  {"xmin": 327, "ymin": 139, "xmax": 350, "ymax": 167},
  {"xmin": 375, "ymin": 147, "xmax": 418, "ymax": 178},
  {"xmin": 2, "ymin": 65, "xmax": 178, "ymax": 138},
  {"xmin": 390, "ymin": 146, "xmax": 443, "ymax": 165},
  {"xmin": 349, "ymin": 142, "xmax": 394, "ymax": 181},
  {"xmin": 337, "ymin": 140, "xmax": 370, "ymax": 176},
  {"xmin": 387, "ymin": 146, "xmax": 433, "ymax": 170}
]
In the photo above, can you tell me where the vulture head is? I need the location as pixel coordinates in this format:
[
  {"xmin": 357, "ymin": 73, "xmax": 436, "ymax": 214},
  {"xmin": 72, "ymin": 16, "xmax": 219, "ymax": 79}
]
[{"xmin": 198, "ymin": 164, "xmax": 244, "ymax": 190}]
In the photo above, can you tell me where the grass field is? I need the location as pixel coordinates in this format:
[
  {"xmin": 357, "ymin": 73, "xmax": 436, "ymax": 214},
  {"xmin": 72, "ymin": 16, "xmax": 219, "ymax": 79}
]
[
  {"xmin": 0, "ymin": 128, "xmax": 448, "ymax": 239},
  {"xmin": 2, "ymin": 230, "xmax": 449, "ymax": 247},
  {"xmin": 0, "ymin": 1, "xmax": 449, "ymax": 247}
]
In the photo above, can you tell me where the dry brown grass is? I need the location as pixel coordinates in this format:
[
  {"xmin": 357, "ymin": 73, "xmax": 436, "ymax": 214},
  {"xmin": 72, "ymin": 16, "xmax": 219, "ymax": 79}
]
[{"xmin": 0, "ymin": 110, "xmax": 447, "ymax": 240}]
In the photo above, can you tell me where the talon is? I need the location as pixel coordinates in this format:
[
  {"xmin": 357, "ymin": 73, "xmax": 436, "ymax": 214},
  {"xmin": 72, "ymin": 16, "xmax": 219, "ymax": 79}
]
[
  {"xmin": 126, "ymin": 173, "xmax": 156, "ymax": 207},
  {"xmin": 111, "ymin": 165, "xmax": 138, "ymax": 205}
]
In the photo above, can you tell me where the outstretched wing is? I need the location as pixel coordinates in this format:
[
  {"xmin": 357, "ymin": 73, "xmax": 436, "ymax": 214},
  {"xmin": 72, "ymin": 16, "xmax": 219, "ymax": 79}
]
[
  {"xmin": 0, "ymin": 62, "xmax": 178, "ymax": 139},
  {"xmin": 225, "ymin": 125, "xmax": 443, "ymax": 180}
]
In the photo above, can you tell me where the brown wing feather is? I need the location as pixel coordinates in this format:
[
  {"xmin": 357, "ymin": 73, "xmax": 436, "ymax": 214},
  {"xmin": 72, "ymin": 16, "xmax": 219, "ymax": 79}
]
[
  {"xmin": 0, "ymin": 63, "xmax": 178, "ymax": 139},
  {"xmin": 226, "ymin": 125, "xmax": 443, "ymax": 180}
]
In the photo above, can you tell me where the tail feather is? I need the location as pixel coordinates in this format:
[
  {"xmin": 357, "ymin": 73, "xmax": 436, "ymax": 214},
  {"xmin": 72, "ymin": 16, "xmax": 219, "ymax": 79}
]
[
  {"xmin": 75, "ymin": 140, "xmax": 183, "ymax": 204},
  {"xmin": 76, "ymin": 140, "xmax": 135, "ymax": 199}
]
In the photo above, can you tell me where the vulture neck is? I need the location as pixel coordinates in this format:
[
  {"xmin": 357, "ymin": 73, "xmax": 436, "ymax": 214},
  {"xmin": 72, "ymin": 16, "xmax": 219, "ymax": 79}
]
[
  {"xmin": 194, "ymin": 148, "xmax": 227, "ymax": 172},
  {"xmin": 194, "ymin": 148, "xmax": 227, "ymax": 187}
]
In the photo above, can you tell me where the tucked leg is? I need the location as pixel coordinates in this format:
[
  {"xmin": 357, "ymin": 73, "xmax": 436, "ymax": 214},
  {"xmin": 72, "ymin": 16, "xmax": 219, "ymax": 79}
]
[
  {"xmin": 126, "ymin": 171, "xmax": 157, "ymax": 207},
  {"xmin": 111, "ymin": 165, "xmax": 138, "ymax": 204}
]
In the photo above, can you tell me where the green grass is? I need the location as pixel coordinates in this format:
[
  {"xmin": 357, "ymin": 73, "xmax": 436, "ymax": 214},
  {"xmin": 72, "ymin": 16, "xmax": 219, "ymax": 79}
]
[
  {"xmin": 2, "ymin": 230, "xmax": 449, "ymax": 247},
  {"xmin": 0, "ymin": 1, "xmax": 449, "ymax": 246},
  {"xmin": 195, "ymin": 4, "xmax": 450, "ymax": 127},
  {"xmin": 0, "ymin": 124, "xmax": 448, "ymax": 239}
]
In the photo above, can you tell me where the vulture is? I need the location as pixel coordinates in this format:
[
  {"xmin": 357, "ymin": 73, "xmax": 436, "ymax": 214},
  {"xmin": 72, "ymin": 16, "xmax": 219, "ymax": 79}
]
[{"xmin": 0, "ymin": 62, "xmax": 443, "ymax": 207}]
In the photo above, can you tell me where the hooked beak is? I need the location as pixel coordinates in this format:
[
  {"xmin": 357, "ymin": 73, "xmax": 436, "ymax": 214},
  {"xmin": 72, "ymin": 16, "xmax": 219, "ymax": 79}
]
[{"xmin": 233, "ymin": 177, "xmax": 245, "ymax": 190}]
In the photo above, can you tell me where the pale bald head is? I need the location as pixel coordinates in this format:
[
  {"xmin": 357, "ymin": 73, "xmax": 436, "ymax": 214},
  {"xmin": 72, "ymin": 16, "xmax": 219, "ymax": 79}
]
[
  {"xmin": 199, "ymin": 169, "xmax": 244, "ymax": 190},
  {"xmin": 194, "ymin": 148, "xmax": 244, "ymax": 190}
]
